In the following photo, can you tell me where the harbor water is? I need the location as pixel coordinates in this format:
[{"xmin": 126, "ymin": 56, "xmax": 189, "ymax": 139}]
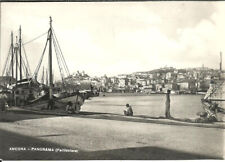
[{"xmin": 82, "ymin": 94, "xmax": 206, "ymax": 119}]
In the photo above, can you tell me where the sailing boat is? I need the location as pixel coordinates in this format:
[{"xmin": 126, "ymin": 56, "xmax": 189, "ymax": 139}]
[
  {"xmin": 1, "ymin": 26, "xmax": 35, "ymax": 106},
  {"xmin": 24, "ymin": 17, "xmax": 85, "ymax": 113},
  {"xmin": 1, "ymin": 17, "xmax": 85, "ymax": 113}
]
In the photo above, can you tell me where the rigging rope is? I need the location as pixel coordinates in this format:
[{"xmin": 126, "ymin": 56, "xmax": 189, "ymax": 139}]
[
  {"xmin": 22, "ymin": 40, "xmax": 31, "ymax": 75},
  {"xmin": 53, "ymin": 35, "xmax": 64, "ymax": 83},
  {"xmin": 21, "ymin": 57, "xmax": 29, "ymax": 78},
  {"xmin": 5, "ymin": 60, "xmax": 12, "ymax": 77},
  {"xmin": 6, "ymin": 52, "xmax": 16, "ymax": 77},
  {"xmin": 23, "ymin": 31, "xmax": 48, "ymax": 46},
  {"xmin": 2, "ymin": 46, "xmax": 12, "ymax": 76},
  {"xmin": 32, "ymin": 32, "xmax": 49, "ymax": 80},
  {"xmin": 52, "ymin": 28, "xmax": 70, "ymax": 76}
]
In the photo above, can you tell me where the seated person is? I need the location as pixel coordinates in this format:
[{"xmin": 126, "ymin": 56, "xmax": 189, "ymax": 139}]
[
  {"xmin": 66, "ymin": 101, "xmax": 74, "ymax": 114},
  {"xmin": 124, "ymin": 104, "xmax": 133, "ymax": 116}
]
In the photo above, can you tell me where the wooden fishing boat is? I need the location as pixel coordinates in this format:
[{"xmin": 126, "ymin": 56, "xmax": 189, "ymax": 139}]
[{"xmin": 1, "ymin": 17, "xmax": 87, "ymax": 113}]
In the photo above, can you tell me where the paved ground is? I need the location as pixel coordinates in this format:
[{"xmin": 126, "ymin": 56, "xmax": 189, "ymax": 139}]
[{"xmin": 0, "ymin": 109, "xmax": 224, "ymax": 160}]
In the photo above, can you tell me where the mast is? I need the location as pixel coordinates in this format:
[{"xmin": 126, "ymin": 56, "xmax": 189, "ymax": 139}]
[
  {"xmin": 11, "ymin": 32, "xmax": 14, "ymax": 84},
  {"xmin": 46, "ymin": 69, "xmax": 48, "ymax": 86},
  {"xmin": 19, "ymin": 26, "xmax": 22, "ymax": 80},
  {"xmin": 220, "ymin": 52, "xmax": 222, "ymax": 72},
  {"xmin": 48, "ymin": 16, "xmax": 53, "ymax": 100},
  {"xmin": 15, "ymin": 36, "xmax": 18, "ymax": 86},
  {"xmin": 41, "ymin": 66, "xmax": 45, "ymax": 84}
]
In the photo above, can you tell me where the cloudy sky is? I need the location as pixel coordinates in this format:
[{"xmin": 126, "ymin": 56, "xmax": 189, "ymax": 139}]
[{"xmin": 1, "ymin": 2, "xmax": 225, "ymax": 79}]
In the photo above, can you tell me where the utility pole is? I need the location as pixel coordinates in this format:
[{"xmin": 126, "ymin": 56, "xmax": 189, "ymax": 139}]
[
  {"xmin": 48, "ymin": 16, "xmax": 53, "ymax": 100},
  {"xmin": 19, "ymin": 26, "xmax": 22, "ymax": 80},
  {"xmin": 11, "ymin": 32, "xmax": 14, "ymax": 84}
]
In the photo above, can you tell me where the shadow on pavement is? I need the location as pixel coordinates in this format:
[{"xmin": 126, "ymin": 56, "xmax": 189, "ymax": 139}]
[
  {"xmin": 0, "ymin": 110, "xmax": 55, "ymax": 122},
  {"xmin": 0, "ymin": 110, "xmax": 112, "ymax": 122},
  {"xmin": 1, "ymin": 108, "xmax": 224, "ymax": 129},
  {"xmin": 36, "ymin": 134, "xmax": 68, "ymax": 138},
  {"xmin": 76, "ymin": 111, "xmax": 225, "ymax": 129},
  {"xmin": 0, "ymin": 128, "xmax": 220, "ymax": 160},
  {"xmin": 84, "ymin": 146, "xmax": 219, "ymax": 160}
]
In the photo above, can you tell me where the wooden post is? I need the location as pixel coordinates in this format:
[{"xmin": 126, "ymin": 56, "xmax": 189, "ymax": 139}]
[{"xmin": 165, "ymin": 89, "xmax": 171, "ymax": 118}]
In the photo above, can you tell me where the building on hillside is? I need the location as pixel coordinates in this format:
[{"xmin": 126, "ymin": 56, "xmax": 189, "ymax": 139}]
[
  {"xmin": 136, "ymin": 79, "xmax": 147, "ymax": 86},
  {"xmin": 149, "ymin": 73, "xmax": 156, "ymax": 79},
  {"xmin": 177, "ymin": 80, "xmax": 196, "ymax": 92},
  {"xmin": 118, "ymin": 78, "xmax": 128, "ymax": 88},
  {"xmin": 177, "ymin": 73, "xmax": 186, "ymax": 80},
  {"xmin": 155, "ymin": 83, "xmax": 164, "ymax": 92},
  {"xmin": 164, "ymin": 83, "xmax": 179, "ymax": 91},
  {"xmin": 141, "ymin": 84, "xmax": 155, "ymax": 92},
  {"xmin": 166, "ymin": 72, "xmax": 173, "ymax": 80},
  {"xmin": 197, "ymin": 80, "xmax": 210, "ymax": 92}
]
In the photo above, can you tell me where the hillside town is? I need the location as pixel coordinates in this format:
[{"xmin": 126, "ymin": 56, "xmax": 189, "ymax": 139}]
[
  {"xmin": 62, "ymin": 66, "xmax": 224, "ymax": 94},
  {"xmin": 0, "ymin": 66, "xmax": 223, "ymax": 95}
]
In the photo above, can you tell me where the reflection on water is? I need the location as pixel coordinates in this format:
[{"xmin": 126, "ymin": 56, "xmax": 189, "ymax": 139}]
[{"xmin": 82, "ymin": 95, "xmax": 205, "ymax": 119}]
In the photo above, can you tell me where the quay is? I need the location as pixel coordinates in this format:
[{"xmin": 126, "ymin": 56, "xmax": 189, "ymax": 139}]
[{"xmin": 0, "ymin": 95, "xmax": 224, "ymax": 160}]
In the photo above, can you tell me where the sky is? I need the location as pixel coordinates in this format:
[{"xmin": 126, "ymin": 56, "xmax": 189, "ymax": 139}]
[{"xmin": 1, "ymin": 2, "xmax": 225, "ymax": 80}]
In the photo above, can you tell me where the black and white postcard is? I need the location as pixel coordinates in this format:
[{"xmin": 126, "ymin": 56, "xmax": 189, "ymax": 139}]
[{"xmin": 0, "ymin": 1, "xmax": 224, "ymax": 160}]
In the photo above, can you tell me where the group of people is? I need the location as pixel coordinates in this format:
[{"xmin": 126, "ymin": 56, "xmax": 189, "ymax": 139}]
[
  {"xmin": 46, "ymin": 90, "xmax": 84, "ymax": 114},
  {"xmin": 66, "ymin": 101, "xmax": 81, "ymax": 114}
]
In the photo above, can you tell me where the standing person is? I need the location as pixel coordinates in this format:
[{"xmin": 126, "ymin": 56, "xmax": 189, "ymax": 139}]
[
  {"xmin": 47, "ymin": 98, "xmax": 54, "ymax": 110},
  {"xmin": 74, "ymin": 90, "xmax": 82, "ymax": 114},
  {"xmin": 165, "ymin": 89, "xmax": 171, "ymax": 118},
  {"xmin": 0, "ymin": 93, "xmax": 7, "ymax": 111},
  {"xmin": 66, "ymin": 101, "xmax": 72, "ymax": 111}
]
